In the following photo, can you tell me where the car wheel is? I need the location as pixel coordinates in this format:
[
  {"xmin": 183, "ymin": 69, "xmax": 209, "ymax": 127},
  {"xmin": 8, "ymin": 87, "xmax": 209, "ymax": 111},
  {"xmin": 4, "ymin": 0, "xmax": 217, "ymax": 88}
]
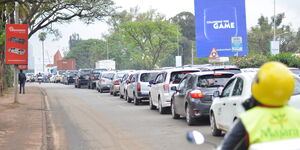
[
  {"xmin": 133, "ymin": 95, "xmax": 140, "ymax": 105},
  {"xmin": 171, "ymin": 101, "xmax": 180, "ymax": 119},
  {"xmin": 210, "ymin": 113, "xmax": 222, "ymax": 136},
  {"xmin": 120, "ymin": 93, "xmax": 124, "ymax": 99},
  {"xmin": 75, "ymin": 84, "xmax": 77, "ymax": 88},
  {"xmin": 113, "ymin": 92, "xmax": 117, "ymax": 96},
  {"xmin": 88, "ymin": 84, "xmax": 91, "ymax": 89},
  {"xmin": 97, "ymin": 88, "xmax": 100, "ymax": 92},
  {"xmin": 78, "ymin": 84, "xmax": 81, "ymax": 88},
  {"xmin": 126, "ymin": 92, "xmax": 132, "ymax": 103},
  {"xmin": 110, "ymin": 91, "xmax": 113, "ymax": 95},
  {"xmin": 158, "ymin": 98, "xmax": 167, "ymax": 114},
  {"xmin": 149, "ymin": 95, "xmax": 156, "ymax": 110},
  {"xmin": 100, "ymin": 88, "xmax": 103, "ymax": 93},
  {"xmin": 186, "ymin": 104, "xmax": 197, "ymax": 126}
]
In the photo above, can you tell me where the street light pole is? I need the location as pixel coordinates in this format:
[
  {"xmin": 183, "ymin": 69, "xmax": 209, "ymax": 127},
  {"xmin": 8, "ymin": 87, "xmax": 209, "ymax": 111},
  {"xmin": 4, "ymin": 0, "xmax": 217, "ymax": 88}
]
[
  {"xmin": 13, "ymin": 1, "xmax": 19, "ymax": 103},
  {"xmin": 106, "ymin": 39, "xmax": 109, "ymax": 60},
  {"xmin": 42, "ymin": 40, "xmax": 44, "ymax": 73}
]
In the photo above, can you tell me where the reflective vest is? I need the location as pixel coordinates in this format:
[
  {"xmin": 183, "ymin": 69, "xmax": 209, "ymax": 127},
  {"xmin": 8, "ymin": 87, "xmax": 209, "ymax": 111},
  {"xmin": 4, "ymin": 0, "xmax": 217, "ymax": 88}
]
[{"xmin": 240, "ymin": 106, "xmax": 300, "ymax": 144}]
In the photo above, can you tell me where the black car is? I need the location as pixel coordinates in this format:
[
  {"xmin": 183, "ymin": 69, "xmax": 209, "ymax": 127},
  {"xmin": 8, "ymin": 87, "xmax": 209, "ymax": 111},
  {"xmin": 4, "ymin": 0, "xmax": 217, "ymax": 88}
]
[
  {"xmin": 64, "ymin": 70, "xmax": 78, "ymax": 84},
  {"xmin": 75, "ymin": 69, "xmax": 91, "ymax": 88},
  {"xmin": 87, "ymin": 69, "xmax": 107, "ymax": 89},
  {"xmin": 171, "ymin": 71, "xmax": 234, "ymax": 125}
]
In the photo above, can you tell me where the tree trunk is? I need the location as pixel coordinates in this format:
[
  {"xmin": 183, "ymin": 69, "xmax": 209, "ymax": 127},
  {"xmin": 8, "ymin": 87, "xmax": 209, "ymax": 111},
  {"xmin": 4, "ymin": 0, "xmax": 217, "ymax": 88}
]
[{"xmin": 0, "ymin": 43, "xmax": 4, "ymax": 96}]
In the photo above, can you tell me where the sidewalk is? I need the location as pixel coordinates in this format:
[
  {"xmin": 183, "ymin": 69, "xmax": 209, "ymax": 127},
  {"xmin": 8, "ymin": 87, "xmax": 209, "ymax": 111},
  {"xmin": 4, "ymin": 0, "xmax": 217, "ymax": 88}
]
[{"xmin": 0, "ymin": 83, "xmax": 46, "ymax": 150}]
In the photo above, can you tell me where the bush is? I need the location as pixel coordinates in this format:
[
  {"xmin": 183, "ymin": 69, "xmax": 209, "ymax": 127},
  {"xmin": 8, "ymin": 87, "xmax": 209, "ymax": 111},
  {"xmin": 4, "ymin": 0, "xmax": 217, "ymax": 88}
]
[
  {"xmin": 231, "ymin": 54, "xmax": 268, "ymax": 68},
  {"xmin": 268, "ymin": 53, "xmax": 300, "ymax": 68}
]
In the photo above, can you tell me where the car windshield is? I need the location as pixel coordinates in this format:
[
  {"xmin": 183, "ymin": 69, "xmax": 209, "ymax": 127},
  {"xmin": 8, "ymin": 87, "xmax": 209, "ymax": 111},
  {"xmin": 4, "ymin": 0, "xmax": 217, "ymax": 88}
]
[
  {"xmin": 140, "ymin": 72, "xmax": 158, "ymax": 82},
  {"xmin": 170, "ymin": 71, "xmax": 199, "ymax": 84},
  {"xmin": 58, "ymin": 71, "xmax": 66, "ymax": 75},
  {"xmin": 293, "ymin": 78, "xmax": 300, "ymax": 95},
  {"xmin": 197, "ymin": 74, "xmax": 234, "ymax": 87},
  {"xmin": 291, "ymin": 69, "xmax": 300, "ymax": 75}
]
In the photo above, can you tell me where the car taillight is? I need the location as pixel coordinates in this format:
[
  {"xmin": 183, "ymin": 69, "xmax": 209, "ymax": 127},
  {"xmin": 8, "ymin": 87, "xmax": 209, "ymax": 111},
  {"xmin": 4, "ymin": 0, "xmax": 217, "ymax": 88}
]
[
  {"xmin": 91, "ymin": 75, "xmax": 95, "ymax": 80},
  {"xmin": 114, "ymin": 80, "xmax": 120, "ymax": 85},
  {"xmin": 190, "ymin": 90, "xmax": 204, "ymax": 98},
  {"xmin": 163, "ymin": 84, "xmax": 169, "ymax": 93},
  {"xmin": 101, "ymin": 79, "xmax": 105, "ymax": 82},
  {"xmin": 137, "ymin": 82, "xmax": 141, "ymax": 92}
]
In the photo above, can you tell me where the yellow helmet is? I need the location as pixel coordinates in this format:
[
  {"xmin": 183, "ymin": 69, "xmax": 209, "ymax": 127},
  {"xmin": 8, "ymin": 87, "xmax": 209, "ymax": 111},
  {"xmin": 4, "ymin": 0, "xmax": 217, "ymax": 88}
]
[{"xmin": 252, "ymin": 62, "xmax": 295, "ymax": 106}]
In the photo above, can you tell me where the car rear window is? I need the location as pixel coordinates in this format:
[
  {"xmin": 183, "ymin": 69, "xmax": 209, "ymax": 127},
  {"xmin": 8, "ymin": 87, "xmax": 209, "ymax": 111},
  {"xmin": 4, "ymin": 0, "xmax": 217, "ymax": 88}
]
[
  {"xmin": 140, "ymin": 72, "xmax": 158, "ymax": 82},
  {"xmin": 93, "ymin": 69, "xmax": 106, "ymax": 74},
  {"xmin": 170, "ymin": 71, "xmax": 199, "ymax": 84},
  {"xmin": 81, "ymin": 70, "xmax": 90, "ymax": 74},
  {"xmin": 197, "ymin": 74, "xmax": 234, "ymax": 87},
  {"xmin": 102, "ymin": 73, "xmax": 115, "ymax": 79},
  {"xmin": 117, "ymin": 73, "xmax": 125, "ymax": 78}
]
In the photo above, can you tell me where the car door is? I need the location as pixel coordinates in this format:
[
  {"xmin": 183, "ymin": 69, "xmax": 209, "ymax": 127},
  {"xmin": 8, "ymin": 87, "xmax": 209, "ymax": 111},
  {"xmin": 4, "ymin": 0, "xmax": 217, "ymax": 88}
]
[
  {"xmin": 214, "ymin": 78, "xmax": 236, "ymax": 130},
  {"xmin": 224, "ymin": 77, "xmax": 244, "ymax": 129},
  {"xmin": 151, "ymin": 73, "xmax": 165, "ymax": 106},
  {"xmin": 173, "ymin": 76, "xmax": 189, "ymax": 115}
]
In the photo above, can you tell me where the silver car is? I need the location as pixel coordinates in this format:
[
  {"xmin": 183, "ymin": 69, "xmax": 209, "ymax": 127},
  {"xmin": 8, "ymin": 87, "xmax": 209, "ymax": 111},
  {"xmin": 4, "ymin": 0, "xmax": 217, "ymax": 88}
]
[
  {"xmin": 119, "ymin": 71, "xmax": 136, "ymax": 99},
  {"xmin": 110, "ymin": 71, "xmax": 127, "ymax": 96},
  {"xmin": 96, "ymin": 71, "xmax": 116, "ymax": 93},
  {"xmin": 126, "ymin": 71, "xmax": 159, "ymax": 105}
]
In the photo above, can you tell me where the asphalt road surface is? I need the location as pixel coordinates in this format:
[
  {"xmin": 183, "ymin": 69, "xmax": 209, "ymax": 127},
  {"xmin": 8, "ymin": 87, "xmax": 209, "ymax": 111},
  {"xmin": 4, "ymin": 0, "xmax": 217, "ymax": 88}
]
[{"xmin": 41, "ymin": 83, "xmax": 223, "ymax": 150}]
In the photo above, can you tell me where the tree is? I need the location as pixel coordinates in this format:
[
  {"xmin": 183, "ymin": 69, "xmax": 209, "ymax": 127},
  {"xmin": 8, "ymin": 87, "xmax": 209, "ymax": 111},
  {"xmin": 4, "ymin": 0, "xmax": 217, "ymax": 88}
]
[
  {"xmin": 119, "ymin": 20, "xmax": 181, "ymax": 69},
  {"xmin": 38, "ymin": 32, "xmax": 47, "ymax": 72},
  {"xmin": 248, "ymin": 13, "xmax": 297, "ymax": 55},
  {"xmin": 170, "ymin": 11, "xmax": 195, "ymax": 41},
  {"xmin": 0, "ymin": 0, "xmax": 116, "ymax": 96}
]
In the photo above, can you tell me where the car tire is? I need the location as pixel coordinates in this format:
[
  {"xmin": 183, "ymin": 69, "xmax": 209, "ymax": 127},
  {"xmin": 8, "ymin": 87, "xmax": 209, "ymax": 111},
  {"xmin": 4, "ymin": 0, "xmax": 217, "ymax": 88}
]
[
  {"xmin": 100, "ymin": 88, "xmax": 103, "ymax": 93},
  {"xmin": 97, "ymin": 88, "xmax": 100, "ymax": 92},
  {"xmin": 186, "ymin": 104, "xmax": 197, "ymax": 126},
  {"xmin": 133, "ymin": 95, "xmax": 140, "ymax": 105},
  {"xmin": 75, "ymin": 84, "xmax": 77, "ymax": 88},
  {"xmin": 126, "ymin": 92, "xmax": 132, "ymax": 103},
  {"xmin": 120, "ymin": 93, "xmax": 124, "ymax": 99},
  {"xmin": 210, "ymin": 113, "xmax": 222, "ymax": 136},
  {"xmin": 78, "ymin": 84, "xmax": 81, "ymax": 88},
  {"xmin": 110, "ymin": 91, "xmax": 113, "ymax": 95},
  {"xmin": 158, "ymin": 98, "xmax": 168, "ymax": 114},
  {"xmin": 113, "ymin": 92, "xmax": 117, "ymax": 96},
  {"xmin": 149, "ymin": 94, "xmax": 156, "ymax": 110},
  {"xmin": 171, "ymin": 101, "xmax": 180, "ymax": 119}
]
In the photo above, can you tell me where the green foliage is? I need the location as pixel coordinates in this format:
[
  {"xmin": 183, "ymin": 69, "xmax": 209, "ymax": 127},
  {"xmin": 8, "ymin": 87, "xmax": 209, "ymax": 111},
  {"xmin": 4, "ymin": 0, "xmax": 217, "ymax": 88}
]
[
  {"xmin": 269, "ymin": 53, "xmax": 300, "ymax": 68},
  {"xmin": 38, "ymin": 32, "xmax": 47, "ymax": 41},
  {"xmin": 231, "ymin": 54, "xmax": 268, "ymax": 68},
  {"xmin": 65, "ymin": 39, "xmax": 107, "ymax": 69},
  {"xmin": 4, "ymin": 65, "xmax": 14, "ymax": 89}
]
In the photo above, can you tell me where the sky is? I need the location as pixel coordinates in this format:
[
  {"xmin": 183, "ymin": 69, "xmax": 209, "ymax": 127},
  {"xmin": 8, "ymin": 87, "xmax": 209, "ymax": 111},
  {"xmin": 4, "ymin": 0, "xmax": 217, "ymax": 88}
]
[{"xmin": 29, "ymin": 0, "xmax": 300, "ymax": 71}]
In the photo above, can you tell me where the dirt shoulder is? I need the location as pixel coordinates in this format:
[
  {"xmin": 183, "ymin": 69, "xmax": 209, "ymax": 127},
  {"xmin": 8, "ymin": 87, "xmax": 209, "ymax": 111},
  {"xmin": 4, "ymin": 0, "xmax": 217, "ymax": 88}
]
[{"xmin": 0, "ymin": 83, "xmax": 47, "ymax": 150}]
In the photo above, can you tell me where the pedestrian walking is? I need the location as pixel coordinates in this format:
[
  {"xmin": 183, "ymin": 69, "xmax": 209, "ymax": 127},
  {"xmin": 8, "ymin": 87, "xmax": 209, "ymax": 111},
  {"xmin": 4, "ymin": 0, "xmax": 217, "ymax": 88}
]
[{"xmin": 18, "ymin": 70, "xmax": 26, "ymax": 94}]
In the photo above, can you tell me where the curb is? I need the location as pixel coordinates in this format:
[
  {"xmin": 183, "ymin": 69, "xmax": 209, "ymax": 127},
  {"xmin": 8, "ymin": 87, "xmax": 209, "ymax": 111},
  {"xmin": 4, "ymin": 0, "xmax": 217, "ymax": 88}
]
[{"xmin": 40, "ymin": 87, "xmax": 56, "ymax": 150}]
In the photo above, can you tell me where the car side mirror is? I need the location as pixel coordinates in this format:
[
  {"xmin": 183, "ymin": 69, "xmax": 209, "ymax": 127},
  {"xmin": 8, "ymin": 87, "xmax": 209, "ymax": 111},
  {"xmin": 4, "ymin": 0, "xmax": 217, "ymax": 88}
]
[
  {"xmin": 171, "ymin": 86, "xmax": 177, "ymax": 91},
  {"xmin": 213, "ymin": 91, "xmax": 220, "ymax": 97}
]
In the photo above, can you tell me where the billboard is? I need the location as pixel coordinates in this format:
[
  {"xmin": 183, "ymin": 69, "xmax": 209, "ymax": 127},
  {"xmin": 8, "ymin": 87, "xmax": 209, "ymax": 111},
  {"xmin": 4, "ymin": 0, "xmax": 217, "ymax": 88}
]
[
  {"xmin": 194, "ymin": 0, "xmax": 248, "ymax": 57},
  {"xmin": 5, "ymin": 24, "xmax": 28, "ymax": 64}
]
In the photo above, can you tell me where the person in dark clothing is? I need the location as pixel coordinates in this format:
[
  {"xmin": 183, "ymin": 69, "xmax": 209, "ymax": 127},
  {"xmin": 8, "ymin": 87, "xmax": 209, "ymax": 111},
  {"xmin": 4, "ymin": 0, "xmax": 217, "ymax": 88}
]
[{"xmin": 18, "ymin": 70, "xmax": 26, "ymax": 94}]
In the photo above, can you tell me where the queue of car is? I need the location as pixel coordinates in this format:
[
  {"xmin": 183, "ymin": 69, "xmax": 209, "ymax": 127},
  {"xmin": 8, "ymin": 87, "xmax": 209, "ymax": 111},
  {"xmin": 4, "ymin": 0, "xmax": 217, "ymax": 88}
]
[{"xmin": 44, "ymin": 64, "xmax": 300, "ymax": 138}]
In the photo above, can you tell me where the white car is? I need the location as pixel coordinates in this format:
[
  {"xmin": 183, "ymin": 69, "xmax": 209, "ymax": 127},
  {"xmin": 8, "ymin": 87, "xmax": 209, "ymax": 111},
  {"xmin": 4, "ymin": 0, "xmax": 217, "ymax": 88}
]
[
  {"xmin": 119, "ymin": 71, "xmax": 136, "ymax": 99},
  {"xmin": 149, "ymin": 68, "xmax": 200, "ymax": 114},
  {"xmin": 209, "ymin": 72, "xmax": 300, "ymax": 136}
]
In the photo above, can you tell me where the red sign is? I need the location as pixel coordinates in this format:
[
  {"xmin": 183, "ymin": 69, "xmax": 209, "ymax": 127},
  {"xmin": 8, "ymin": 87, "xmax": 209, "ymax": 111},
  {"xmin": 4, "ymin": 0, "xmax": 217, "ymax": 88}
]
[
  {"xmin": 18, "ymin": 65, "xmax": 28, "ymax": 70},
  {"xmin": 5, "ymin": 24, "xmax": 28, "ymax": 64}
]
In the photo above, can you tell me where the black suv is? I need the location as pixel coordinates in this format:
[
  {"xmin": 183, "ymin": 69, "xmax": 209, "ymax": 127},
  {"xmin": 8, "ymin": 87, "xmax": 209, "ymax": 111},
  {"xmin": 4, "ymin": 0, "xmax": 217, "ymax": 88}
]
[
  {"xmin": 75, "ymin": 69, "xmax": 91, "ymax": 88},
  {"xmin": 87, "ymin": 69, "xmax": 107, "ymax": 89}
]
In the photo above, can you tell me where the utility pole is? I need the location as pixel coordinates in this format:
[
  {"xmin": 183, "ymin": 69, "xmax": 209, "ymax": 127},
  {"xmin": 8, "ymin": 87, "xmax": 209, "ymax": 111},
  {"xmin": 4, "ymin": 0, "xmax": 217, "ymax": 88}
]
[
  {"xmin": 273, "ymin": 0, "xmax": 276, "ymax": 41},
  {"xmin": 14, "ymin": 1, "xmax": 19, "ymax": 103},
  {"xmin": 191, "ymin": 44, "xmax": 194, "ymax": 66},
  {"xmin": 42, "ymin": 40, "xmax": 44, "ymax": 72},
  {"xmin": 106, "ymin": 39, "xmax": 109, "ymax": 60}
]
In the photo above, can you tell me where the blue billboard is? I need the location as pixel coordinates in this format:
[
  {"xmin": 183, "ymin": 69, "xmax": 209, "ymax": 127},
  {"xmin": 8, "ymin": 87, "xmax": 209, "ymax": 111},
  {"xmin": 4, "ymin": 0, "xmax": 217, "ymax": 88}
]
[{"xmin": 194, "ymin": 0, "xmax": 248, "ymax": 57}]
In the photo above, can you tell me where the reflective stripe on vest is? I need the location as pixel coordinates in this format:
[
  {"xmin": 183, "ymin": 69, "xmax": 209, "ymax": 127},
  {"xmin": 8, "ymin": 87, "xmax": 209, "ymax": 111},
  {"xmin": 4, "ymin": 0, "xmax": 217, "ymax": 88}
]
[{"xmin": 240, "ymin": 106, "xmax": 300, "ymax": 144}]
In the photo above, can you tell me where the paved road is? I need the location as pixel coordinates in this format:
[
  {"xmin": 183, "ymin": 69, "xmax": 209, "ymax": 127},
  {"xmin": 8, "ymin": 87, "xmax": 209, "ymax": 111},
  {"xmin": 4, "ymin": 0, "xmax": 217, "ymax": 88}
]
[{"xmin": 41, "ymin": 83, "xmax": 223, "ymax": 150}]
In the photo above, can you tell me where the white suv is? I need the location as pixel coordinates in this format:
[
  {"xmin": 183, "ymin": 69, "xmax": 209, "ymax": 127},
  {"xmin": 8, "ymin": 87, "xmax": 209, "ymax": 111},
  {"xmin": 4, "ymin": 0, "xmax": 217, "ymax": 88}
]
[
  {"xmin": 210, "ymin": 72, "xmax": 300, "ymax": 136},
  {"xmin": 149, "ymin": 68, "xmax": 199, "ymax": 114}
]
